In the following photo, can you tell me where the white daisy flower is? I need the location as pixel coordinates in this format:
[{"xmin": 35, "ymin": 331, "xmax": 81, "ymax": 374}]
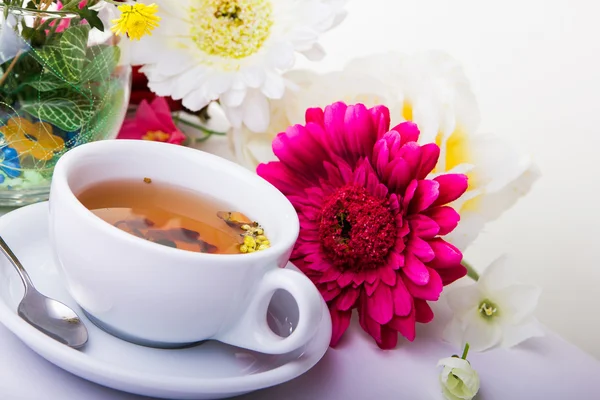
[{"xmin": 129, "ymin": 0, "xmax": 347, "ymax": 133}]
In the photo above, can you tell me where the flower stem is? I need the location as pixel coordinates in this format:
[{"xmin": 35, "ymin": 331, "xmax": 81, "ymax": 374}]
[
  {"xmin": 461, "ymin": 343, "xmax": 470, "ymax": 360},
  {"xmin": 172, "ymin": 116, "xmax": 226, "ymax": 137},
  {"xmin": 463, "ymin": 261, "xmax": 480, "ymax": 281}
]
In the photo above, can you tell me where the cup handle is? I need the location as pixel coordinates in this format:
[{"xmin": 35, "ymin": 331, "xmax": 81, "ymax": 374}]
[{"xmin": 215, "ymin": 268, "xmax": 323, "ymax": 354}]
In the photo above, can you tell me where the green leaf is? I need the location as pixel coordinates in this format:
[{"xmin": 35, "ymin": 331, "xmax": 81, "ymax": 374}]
[
  {"xmin": 81, "ymin": 45, "xmax": 120, "ymax": 83},
  {"xmin": 25, "ymin": 74, "xmax": 70, "ymax": 91},
  {"xmin": 59, "ymin": 25, "xmax": 90, "ymax": 80},
  {"xmin": 35, "ymin": 45, "xmax": 78, "ymax": 83},
  {"xmin": 78, "ymin": 7, "xmax": 105, "ymax": 32},
  {"xmin": 20, "ymin": 98, "xmax": 88, "ymax": 131}
]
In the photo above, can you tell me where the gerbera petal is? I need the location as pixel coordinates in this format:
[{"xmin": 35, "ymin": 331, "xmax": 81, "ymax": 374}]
[
  {"xmin": 336, "ymin": 288, "xmax": 361, "ymax": 311},
  {"xmin": 409, "ymin": 179, "xmax": 440, "ymax": 214},
  {"xmin": 272, "ymin": 125, "xmax": 328, "ymax": 175},
  {"xmin": 397, "ymin": 142, "xmax": 422, "ymax": 178},
  {"xmin": 330, "ymin": 308, "xmax": 352, "ymax": 347},
  {"xmin": 378, "ymin": 326, "xmax": 399, "ymax": 350},
  {"xmin": 358, "ymin": 294, "xmax": 382, "ymax": 342},
  {"xmin": 344, "ymin": 103, "xmax": 375, "ymax": 161},
  {"xmin": 321, "ymin": 286, "xmax": 342, "ymax": 302},
  {"xmin": 392, "ymin": 279, "xmax": 412, "ymax": 316},
  {"xmin": 305, "ymin": 107, "xmax": 325, "ymax": 126},
  {"xmin": 337, "ymin": 271, "xmax": 355, "ymax": 288},
  {"xmin": 367, "ymin": 284, "xmax": 394, "ymax": 325},
  {"xmin": 322, "ymin": 102, "xmax": 349, "ymax": 158},
  {"xmin": 379, "ymin": 267, "xmax": 397, "ymax": 286},
  {"xmin": 392, "ymin": 121, "xmax": 420, "ymax": 145},
  {"xmin": 369, "ymin": 105, "xmax": 391, "ymax": 139},
  {"xmin": 437, "ymin": 265, "xmax": 468, "ymax": 285},
  {"xmin": 388, "ymin": 311, "xmax": 416, "ymax": 341},
  {"xmin": 432, "ymin": 174, "xmax": 469, "ymax": 206},
  {"xmin": 403, "ymin": 253, "xmax": 430, "ymax": 285},
  {"xmin": 414, "ymin": 299, "xmax": 434, "ymax": 323},
  {"xmin": 416, "ymin": 143, "xmax": 440, "ymax": 179},
  {"xmin": 407, "ymin": 236, "xmax": 435, "ymax": 263},
  {"xmin": 404, "ymin": 268, "xmax": 443, "ymax": 301},
  {"xmin": 423, "ymin": 206, "xmax": 461, "ymax": 235},
  {"xmin": 428, "ymin": 238, "xmax": 463, "ymax": 269},
  {"xmin": 257, "ymin": 162, "xmax": 310, "ymax": 196},
  {"xmin": 408, "ymin": 214, "xmax": 440, "ymax": 239}
]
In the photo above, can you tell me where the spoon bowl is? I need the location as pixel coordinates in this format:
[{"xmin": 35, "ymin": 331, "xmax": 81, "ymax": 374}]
[{"xmin": 0, "ymin": 236, "xmax": 88, "ymax": 349}]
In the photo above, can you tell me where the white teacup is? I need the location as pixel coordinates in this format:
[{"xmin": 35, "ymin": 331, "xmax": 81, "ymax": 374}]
[{"xmin": 48, "ymin": 140, "xmax": 324, "ymax": 354}]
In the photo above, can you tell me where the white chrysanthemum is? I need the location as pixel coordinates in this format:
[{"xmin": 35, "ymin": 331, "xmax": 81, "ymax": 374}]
[
  {"xmin": 347, "ymin": 51, "xmax": 541, "ymax": 251},
  {"xmin": 130, "ymin": 0, "xmax": 346, "ymax": 132},
  {"xmin": 229, "ymin": 68, "xmax": 395, "ymax": 167}
]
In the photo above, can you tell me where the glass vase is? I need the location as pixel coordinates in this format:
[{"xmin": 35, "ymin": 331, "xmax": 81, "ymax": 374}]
[{"xmin": 0, "ymin": 2, "xmax": 130, "ymax": 206}]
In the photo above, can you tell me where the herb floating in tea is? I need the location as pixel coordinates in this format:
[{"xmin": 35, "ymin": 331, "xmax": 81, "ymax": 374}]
[{"xmin": 217, "ymin": 212, "xmax": 271, "ymax": 253}]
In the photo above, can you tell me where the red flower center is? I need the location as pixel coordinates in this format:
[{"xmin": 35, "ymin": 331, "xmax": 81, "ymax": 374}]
[{"xmin": 319, "ymin": 184, "xmax": 396, "ymax": 271}]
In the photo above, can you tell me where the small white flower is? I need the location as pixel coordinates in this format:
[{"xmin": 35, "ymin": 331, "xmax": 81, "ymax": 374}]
[
  {"xmin": 443, "ymin": 255, "xmax": 544, "ymax": 352},
  {"xmin": 130, "ymin": 0, "xmax": 347, "ymax": 133},
  {"xmin": 438, "ymin": 355, "xmax": 480, "ymax": 400}
]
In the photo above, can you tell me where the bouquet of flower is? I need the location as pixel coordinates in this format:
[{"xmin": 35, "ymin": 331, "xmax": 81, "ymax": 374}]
[{"xmin": 108, "ymin": 3, "xmax": 545, "ymax": 399}]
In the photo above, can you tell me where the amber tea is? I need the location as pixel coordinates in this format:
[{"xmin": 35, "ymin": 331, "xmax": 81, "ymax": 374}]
[{"xmin": 77, "ymin": 179, "xmax": 268, "ymax": 254}]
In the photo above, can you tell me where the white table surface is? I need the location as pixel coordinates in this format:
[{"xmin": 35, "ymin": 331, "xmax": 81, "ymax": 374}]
[{"xmin": 0, "ymin": 295, "xmax": 598, "ymax": 400}]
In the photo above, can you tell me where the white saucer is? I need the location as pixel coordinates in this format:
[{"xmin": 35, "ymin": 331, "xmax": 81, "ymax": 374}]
[{"xmin": 0, "ymin": 202, "xmax": 332, "ymax": 399}]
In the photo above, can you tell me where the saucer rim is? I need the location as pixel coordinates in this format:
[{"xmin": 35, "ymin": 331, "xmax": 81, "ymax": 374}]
[{"xmin": 0, "ymin": 202, "xmax": 332, "ymax": 397}]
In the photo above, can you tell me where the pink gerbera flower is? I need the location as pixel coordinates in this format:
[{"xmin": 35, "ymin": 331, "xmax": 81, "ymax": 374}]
[{"xmin": 257, "ymin": 102, "xmax": 468, "ymax": 349}]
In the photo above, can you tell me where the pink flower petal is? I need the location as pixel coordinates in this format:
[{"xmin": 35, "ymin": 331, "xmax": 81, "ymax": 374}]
[
  {"xmin": 408, "ymin": 214, "xmax": 440, "ymax": 239},
  {"xmin": 379, "ymin": 267, "xmax": 397, "ymax": 286},
  {"xmin": 387, "ymin": 250, "xmax": 405, "ymax": 270},
  {"xmin": 409, "ymin": 179, "xmax": 440, "ymax": 214},
  {"xmin": 432, "ymin": 174, "xmax": 469, "ymax": 206},
  {"xmin": 392, "ymin": 121, "xmax": 420, "ymax": 146},
  {"xmin": 337, "ymin": 271, "xmax": 355, "ymax": 287},
  {"xmin": 305, "ymin": 107, "xmax": 324, "ymax": 126},
  {"xmin": 402, "ymin": 179, "xmax": 418, "ymax": 211},
  {"xmin": 404, "ymin": 267, "xmax": 443, "ymax": 301},
  {"xmin": 257, "ymin": 163, "xmax": 309, "ymax": 196},
  {"xmin": 369, "ymin": 105, "xmax": 391, "ymax": 139},
  {"xmin": 416, "ymin": 143, "xmax": 440, "ymax": 179},
  {"xmin": 358, "ymin": 294, "xmax": 382, "ymax": 342},
  {"xmin": 388, "ymin": 311, "xmax": 416, "ymax": 341},
  {"xmin": 392, "ymin": 280, "xmax": 412, "ymax": 316},
  {"xmin": 321, "ymin": 286, "xmax": 341, "ymax": 302},
  {"xmin": 329, "ymin": 308, "xmax": 352, "ymax": 347},
  {"xmin": 428, "ymin": 238, "xmax": 463, "ymax": 269},
  {"xmin": 272, "ymin": 125, "xmax": 329, "ymax": 175},
  {"xmin": 378, "ymin": 326, "xmax": 399, "ymax": 350},
  {"xmin": 323, "ymin": 102, "xmax": 350, "ymax": 159},
  {"xmin": 336, "ymin": 288, "xmax": 360, "ymax": 311},
  {"xmin": 397, "ymin": 142, "xmax": 422, "ymax": 178},
  {"xmin": 367, "ymin": 284, "xmax": 394, "ymax": 325},
  {"xmin": 423, "ymin": 206, "xmax": 460, "ymax": 235},
  {"xmin": 437, "ymin": 265, "xmax": 467, "ymax": 285},
  {"xmin": 407, "ymin": 236, "xmax": 435, "ymax": 263},
  {"xmin": 372, "ymin": 138, "xmax": 390, "ymax": 177},
  {"xmin": 403, "ymin": 253, "xmax": 430, "ymax": 285},
  {"xmin": 383, "ymin": 158, "xmax": 412, "ymax": 194},
  {"xmin": 414, "ymin": 299, "xmax": 434, "ymax": 323},
  {"xmin": 344, "ymin": 104, "xmax": 376, "ymax": 162}
]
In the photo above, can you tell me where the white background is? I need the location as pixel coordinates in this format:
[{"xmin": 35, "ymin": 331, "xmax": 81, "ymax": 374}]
[{"xmin": 292, "ymin": 0, "xmax": 600, "ymax": 358}]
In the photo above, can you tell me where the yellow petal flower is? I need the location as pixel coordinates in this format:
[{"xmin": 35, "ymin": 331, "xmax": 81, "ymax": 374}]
[{"xmin": 111, "ymin": 3, "xmax": 161, "ymax": 41}]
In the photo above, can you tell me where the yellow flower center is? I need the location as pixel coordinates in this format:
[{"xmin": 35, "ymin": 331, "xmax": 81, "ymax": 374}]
[
  {"xmin": 142, "ymin": 131, "xmax": 170, "ymax": 142},
  {"xmin": 111, "ymin": 3, "xmax": 161, "ymax": 41},
  {"xmin": 478, "ymin": 299, "xmax": 499, "ymax": 320},
  {"xmin": 190, "ymin": 0, "xmax": 273, "ymax": 59}
]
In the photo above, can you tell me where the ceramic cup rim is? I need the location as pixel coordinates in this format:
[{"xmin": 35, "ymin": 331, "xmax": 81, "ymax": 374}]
[{"xmin": 50, "ymin": 140, "xmax": 300, "ymax": 263}]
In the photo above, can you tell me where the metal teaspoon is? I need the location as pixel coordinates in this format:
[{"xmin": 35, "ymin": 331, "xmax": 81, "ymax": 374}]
[{"xmin": 0, "ymin": 236, "xmax": 88, "ymax": 349}]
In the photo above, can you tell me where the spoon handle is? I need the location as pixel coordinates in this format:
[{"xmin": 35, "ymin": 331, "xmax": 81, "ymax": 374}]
[{"xmin": 0, "ymin": 236, "xmax": 34, "ymax": 290}]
